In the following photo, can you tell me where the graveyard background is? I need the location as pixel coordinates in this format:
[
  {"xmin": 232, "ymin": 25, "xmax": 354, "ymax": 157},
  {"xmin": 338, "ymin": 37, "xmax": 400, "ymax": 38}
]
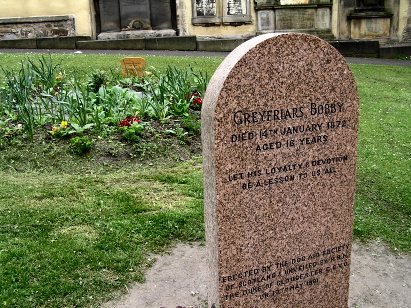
[
  {"xmin": 0, "ymin": 0, "xmax": 410, "ymax": 58},
  {"xmin": 0, "ymin": 52, "xmax": 409, "ymax": 307}
]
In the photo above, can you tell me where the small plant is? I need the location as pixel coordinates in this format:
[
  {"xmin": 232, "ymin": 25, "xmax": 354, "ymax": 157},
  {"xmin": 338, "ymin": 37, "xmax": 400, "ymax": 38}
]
[
  {"xmin": 66, "ymin": 80, "xmax": 91, "ymax": 127},
  {"xmin": 86, "ymin": 70, "xmax": 108, "ymax": 93},
  {"xmin": 147, "ymin": 67, "xmax": 192, "ymax": 118},
  {"xmin": 189, "ymin": 90, "xmax": 203, "ymax": 111},
  {"xmin": 94, "ymin": 85, "xmax": 142, "ymax": 122},
  {"xmin": 69, "ymin": 123, "xmax": 94, "ymax": 136},
  {"xmin": 181, "ymin": 113, "xmax": 201, "ymax": 135},
  {"xmin": 69, "ymin": 136, "xmax": 92, "ymax": 155},
  {"xmin": 49, "ymin": 120, "xmax": 70, "ymax": 139},
  {"xmin": 49, "ymin": 122, "xmax": 94, "ymax": 139},
  {"xmin": 119, "ymin": 115, "xmax": 140, "ymax": 127},
  {"xmin": 0, "ymin": 121, "xmax": 24, "ymax": 142},
  {"xmin": 165, "ymin": 126, "xmax": 188, "ymax": 143},
  {"xmin": 192, "ymin": 69, "xmax": 209, "ymax": 95},
  {"xmin": 28, "ymin": 54, "xmax": 61, "ymax": 91},
  {"xmin": 119, "ymin": 116, "xmax": 144, "ymax": 142}
]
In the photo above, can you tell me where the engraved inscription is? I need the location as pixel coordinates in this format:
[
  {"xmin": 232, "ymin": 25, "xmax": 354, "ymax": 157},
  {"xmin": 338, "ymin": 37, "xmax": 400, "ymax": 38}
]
[
  {"xmin": 228, "ymin": 155, "xmax": 348, "ymax": 190},
  {"xmin": 225, "ymin": 102, "xmax": 352, "ymax": 192},
  {"xmin": 229, "ymin": 103, "xmax": 348, "ymax": 154},
  {"xmin": 221, "ymin": 243, "xmax": 351, "ymax": 302}
]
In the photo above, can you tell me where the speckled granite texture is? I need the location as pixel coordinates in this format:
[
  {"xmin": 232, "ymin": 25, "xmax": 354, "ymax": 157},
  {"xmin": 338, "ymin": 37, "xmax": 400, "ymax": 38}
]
[{"xmin": 202, "ymin": 33, "xmax": 359, "ymax": 308}]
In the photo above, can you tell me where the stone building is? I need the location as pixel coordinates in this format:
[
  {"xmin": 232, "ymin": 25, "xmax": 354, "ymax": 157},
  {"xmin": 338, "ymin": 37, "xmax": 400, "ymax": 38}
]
[{"xmin": 0, "ymin": 0, "xmax": 409, "ymax": 43}]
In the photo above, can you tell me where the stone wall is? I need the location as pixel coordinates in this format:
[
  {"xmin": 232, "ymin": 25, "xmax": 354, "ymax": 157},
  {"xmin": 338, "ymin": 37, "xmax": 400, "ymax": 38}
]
[
  {"xmin": 255, "ymin": 0, "xmax": 334, "ymax": 39},
  {"xmin": 339, "ymin": 0, "xmax": 411, "ymax": 43},
  {"xmin": 0, "ymin": 16, "xmax": 75, "ymax": 40},
  {"xmin": 400, "ymin": 1, "xmax": 411, "ymax": 42}
]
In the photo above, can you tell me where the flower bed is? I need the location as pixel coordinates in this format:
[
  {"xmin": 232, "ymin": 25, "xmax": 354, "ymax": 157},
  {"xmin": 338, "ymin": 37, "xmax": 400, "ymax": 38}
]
[{"xmin": 0, "ymin": 55, "xmax": 207, "ymax": 156}]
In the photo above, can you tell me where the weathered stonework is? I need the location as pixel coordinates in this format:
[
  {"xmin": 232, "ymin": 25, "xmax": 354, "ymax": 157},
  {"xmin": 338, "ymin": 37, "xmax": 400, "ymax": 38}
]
[
  {"xmin": 97, "ymin": 29, "xmax": 176, "ymax": 40},
  {"xmin": 202, "ymin": 33, "xmax": 358, "ymax": 308},
  {"xmin": 254, "ymin": 2, "xmax": 333, "ymax": 38},
  {"xmin": 257, "ymin": 10, "xmax": 275, "ymax": 31},
  {"xmin": 348, "ymin": 12, "xmax": 393, "ymax": 41},
  {"xmin": 0, "ymin": 16, "xmax": 75, "ymax": 40}
]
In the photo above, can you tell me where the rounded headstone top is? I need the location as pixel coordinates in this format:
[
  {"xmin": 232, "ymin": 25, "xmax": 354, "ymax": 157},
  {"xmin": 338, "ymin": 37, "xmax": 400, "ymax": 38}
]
[{"xmin": 203, "ymin": 33, "xmax": 355, "ymax": 118}]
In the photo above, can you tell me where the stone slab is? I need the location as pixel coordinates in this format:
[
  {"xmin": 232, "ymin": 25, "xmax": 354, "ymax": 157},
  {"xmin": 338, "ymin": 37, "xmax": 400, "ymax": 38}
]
[
  {"xmin": 0, "ymin": 15, "xmax": 73, "ymax": 24},
  {"xmin": 76, "ymin": 39, "xmax": 146, "ymax": 50},
  {"xmin": 349, "ymin": 17, "xmax": 391, "ymax": 40},
  {"xmin": 119, "ymin": 0, "xmax": 151, "ymax": 29},
  {"xmin": 97, "ymin": 30, "xmax": 176, "ymax": 40},
  {"xmin": 202, "ymin": 33, "xmax": 358, "ymax": 307},
  {"xmin": 380, "ymin": 44, "xmax": 411, "ymax": 59},
  {"xmin": 150, "ymin": 0, "xmax": 173, "ymax": 30},
  {"xmin": 98, "ymin": 0, "xmax": 121, "ymax": 32},
  {"xmin": 0, "ymin": 38, "xmax": 37, "ymax": 49},
  {"xmin": 196, "ymin": 39, "xmax": 248, "ymax": 52},
  {"xmin": 329, "ymin": 40, "xmax": 380, "ymax": 57},
  {"xmin": 36, "ymin": 37, "xmax": 77, "ymax": 49},
  {"xmin": 144, "ymin": 36, "xmax": 197, "ymax": 50},
  {"xmin": 257, "ymin": 10, "xmax": 275, "ymax": 32},
  {"xmin": 275, "ymin": 8, "xmax": 315, "ymax": 29}
]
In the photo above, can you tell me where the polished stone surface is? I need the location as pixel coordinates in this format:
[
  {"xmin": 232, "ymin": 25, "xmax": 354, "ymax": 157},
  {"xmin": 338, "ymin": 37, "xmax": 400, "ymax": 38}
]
[{"xmin": 202, "ymin": 33, "xmax": 359, "ymax": 307}]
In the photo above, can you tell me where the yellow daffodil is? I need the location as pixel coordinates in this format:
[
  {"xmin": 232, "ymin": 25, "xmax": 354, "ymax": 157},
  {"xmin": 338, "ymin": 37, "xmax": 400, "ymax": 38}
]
[
  {"xmin": 51, "ymin": 126, "xmax": 59, "ymax": 136},
  {"xmin": 60, "ymin": 121, "xmax": 68, "ymax": 128}
]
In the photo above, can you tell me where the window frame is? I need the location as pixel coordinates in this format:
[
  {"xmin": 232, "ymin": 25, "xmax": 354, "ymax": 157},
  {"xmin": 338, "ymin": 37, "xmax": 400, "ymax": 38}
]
[
  {"xmin": 222, "ymin": 0, "xmax": 251, "ymax": 24},
  {"xmin": 192, "ymin": 0, "xmax": 251, "ymax": 25}
]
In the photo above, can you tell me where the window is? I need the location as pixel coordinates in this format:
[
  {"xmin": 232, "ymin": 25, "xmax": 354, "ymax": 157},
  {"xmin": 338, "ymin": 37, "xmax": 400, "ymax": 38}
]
[{"xmin": 192, "ymin": 0, "xmax": 251, "ymax": 25}]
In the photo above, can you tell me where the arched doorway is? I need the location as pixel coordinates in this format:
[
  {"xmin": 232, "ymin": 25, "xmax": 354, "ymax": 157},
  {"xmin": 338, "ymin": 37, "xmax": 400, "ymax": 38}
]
[{"xmin": 94, "ymin": 0, "xmax": 177, "ymax": 34}]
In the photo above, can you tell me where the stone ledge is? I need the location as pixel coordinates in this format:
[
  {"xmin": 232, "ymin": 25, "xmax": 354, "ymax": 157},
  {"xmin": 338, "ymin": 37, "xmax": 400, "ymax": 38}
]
[
  {"xmin": 144, "ymin": 36, "xmax": 197, "ymax": 51},
  {"xmin": 0, "ymin": 15, "xmax": 73, "ymax": 25},
  {"xmin": 0, "ymin": 36, "xmax": 90, "ymax": 49},
  {"xmin": 329, "ymin": 40, "xmax": 380, "ymax": 57},
  {"xmin": 256, "ymin": 30, "xmax": 334, "ymax": 41},
  {"xmin": 97, "ymin": 30, "xmax": 176, "ymax": 40},
  {"xmin": 0, "ymin": 38, "xmax": 37, "ymax": 49},
  {"xmin": 348, "ymin": 12, "xmax": 393, "ymax": 20},
  {"xmin": 37, "ymin": 36, "xmax": 91, "ymax": 49},
  {"xmin": 76, "ymin": 39, "xmax": 145, "ymax": 50},
  {"xmin": 256, "ymin": 3, "xmax": 332, "ymax": 10},
  {"xmin": 380, "ymin": 44, "xmax": 411, "ymax": 58},
  {"xmin": 197, "ymin": 39, "xmax": 247, "ymax": 52},
  {"xmin": 0, "ymin": 36, "xmax": 397, "ymax": 59}
]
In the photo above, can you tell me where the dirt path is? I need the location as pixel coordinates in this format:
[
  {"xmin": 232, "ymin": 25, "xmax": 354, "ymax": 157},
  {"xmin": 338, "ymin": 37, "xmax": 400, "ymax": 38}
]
[{"xmin": 103, "ymin": 241, "xmax": 411, "ymax": 308}]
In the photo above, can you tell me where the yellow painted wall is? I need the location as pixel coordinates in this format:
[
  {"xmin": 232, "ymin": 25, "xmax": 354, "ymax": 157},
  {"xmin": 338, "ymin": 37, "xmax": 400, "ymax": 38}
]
[
  {"xmin": 0, "ymin": 0, "xmax": 95, "ymax": 37},
  {"xmin": 179, "ymin": 0, "xmax": 256, "ymax": 37}
]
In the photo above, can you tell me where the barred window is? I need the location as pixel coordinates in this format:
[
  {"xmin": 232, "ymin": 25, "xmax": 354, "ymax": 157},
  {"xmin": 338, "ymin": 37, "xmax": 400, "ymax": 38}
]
[{"xmin": 192, "ymin": 0, "xmax": 251, "ymax": 25}]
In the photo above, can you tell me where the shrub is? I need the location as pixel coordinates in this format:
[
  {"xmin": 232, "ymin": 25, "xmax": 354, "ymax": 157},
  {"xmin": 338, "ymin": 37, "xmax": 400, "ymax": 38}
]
[{"xmin": 69, "ymin": 136, "xmax": 92, "ymax": 155}]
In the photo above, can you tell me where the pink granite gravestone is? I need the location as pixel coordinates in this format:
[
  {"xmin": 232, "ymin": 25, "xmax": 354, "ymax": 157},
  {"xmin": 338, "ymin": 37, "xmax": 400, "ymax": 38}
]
[{"xmin": 202, "ymin": 33, "xmax": 358, "ymax": 308}]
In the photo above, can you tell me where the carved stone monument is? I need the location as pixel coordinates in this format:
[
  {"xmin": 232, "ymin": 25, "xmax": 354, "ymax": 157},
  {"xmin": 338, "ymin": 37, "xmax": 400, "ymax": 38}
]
[
  {"xmin": 98, "ymin": 0, "xmax": 121, "ymax": 32},
  {"xmin": 202, "ymin": 33, "xmax": 358, "ymax": 307},
  {"xmin": 97, "ymin": 0, "xmax": 173, "ymax": 32},
  {"xmin": 119, "ymin": 0, "xmax": 151, "ymax": 29}
]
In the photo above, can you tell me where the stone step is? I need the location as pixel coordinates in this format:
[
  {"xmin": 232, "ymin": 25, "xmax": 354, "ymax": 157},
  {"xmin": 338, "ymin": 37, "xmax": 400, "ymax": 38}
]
[{"xmin": 258, "ymin": 29, "xmax": 335, "ymax": 41}]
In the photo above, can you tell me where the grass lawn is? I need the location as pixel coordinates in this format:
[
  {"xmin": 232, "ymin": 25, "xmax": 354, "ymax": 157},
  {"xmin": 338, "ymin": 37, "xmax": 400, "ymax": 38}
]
[
  {"xmin": 350, "ymin": 64, "xmax": 411, "ymax": 251},
  {"xmin": 0, "ymin": 160, "xmax": 204, "ymax": 307},
  {"xmin": 0, "ymin": 53, "xmax": 223, "ymax": 83},
  {"xmin": 0, "ymin": 53, "xmax": 410, "ymax": 307}
]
